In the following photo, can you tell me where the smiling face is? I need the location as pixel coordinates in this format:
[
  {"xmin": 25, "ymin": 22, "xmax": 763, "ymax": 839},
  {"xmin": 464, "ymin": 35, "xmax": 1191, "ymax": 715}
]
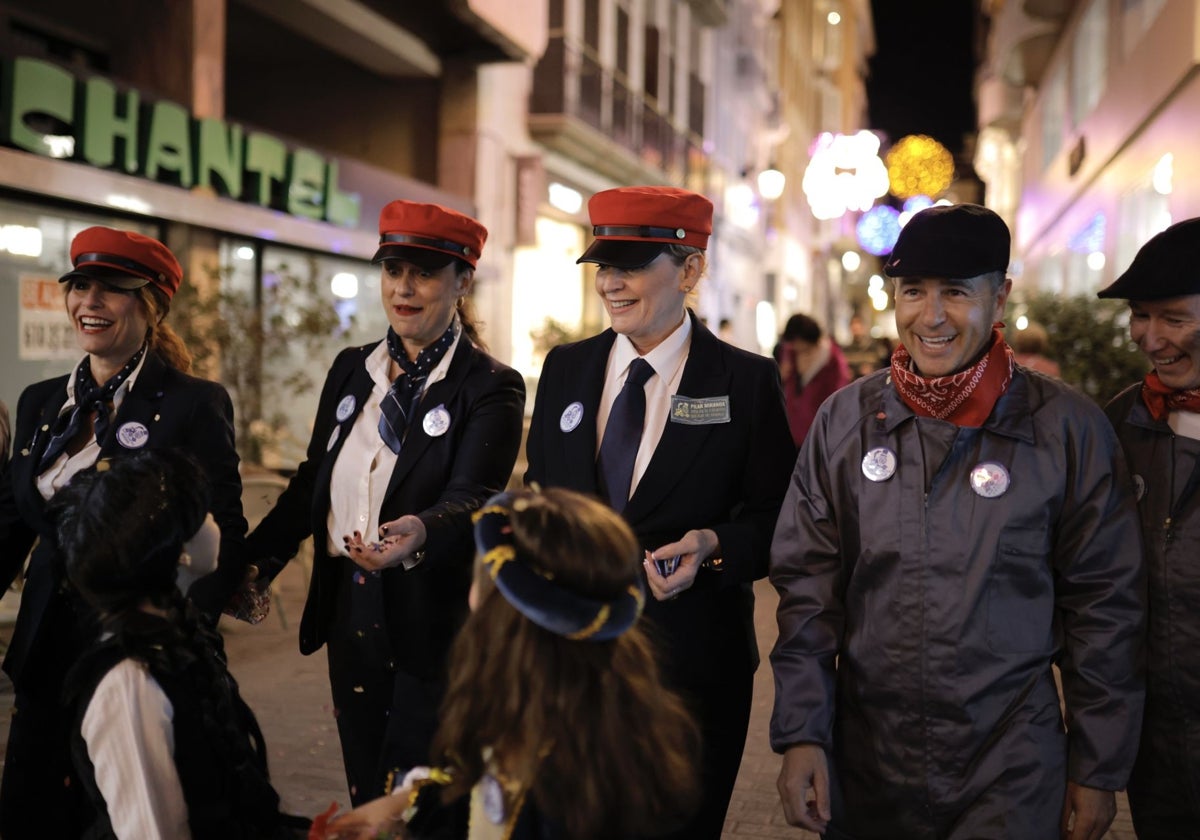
[
  {"xmin": 380, "ymin": 259, "xmax": 469, "ymax": 360},
  {"xmin": 1129, "ymin": 295, "xmax": 1200, "ymax": 390},
  {"xmin": 66, "ymin": 278, "xmax": 151, "ymax": 377},
  {"xmin": 893, "ymin": 273, "xmax": 1011, "ymax": 377},
  {"xmin": 594, "ymin": 250, "xmax": 702, "ymax": 354}
]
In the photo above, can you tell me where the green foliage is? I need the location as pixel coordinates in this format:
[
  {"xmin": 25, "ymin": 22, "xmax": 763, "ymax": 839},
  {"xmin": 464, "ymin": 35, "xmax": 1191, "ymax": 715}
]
[
  {"xmin": 530, "ymin": 317, "xmax": 587, "ymax": 363},
  {"xmin": 173, "ymin": 263, "xmax": 347, "ymax": 464},
  {"xmin": 1007, "ymin": 292, "xmax": 1147, "ymax": 406}
]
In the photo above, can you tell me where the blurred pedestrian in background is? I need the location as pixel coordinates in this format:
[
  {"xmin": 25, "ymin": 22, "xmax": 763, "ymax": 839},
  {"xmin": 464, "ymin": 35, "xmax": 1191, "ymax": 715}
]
[
  {"xmin": 245, "ymin": 200, "xmax": 525, "ymax": 806},
  {"xmin": 57, "ymin": 450, "xmax": 305, "ymax": 839},
  {"xmin": 318, "ymin": 487, "xmax": 701, "ymax": 840},
  {"xmin": 0, "ymin": 226, "xmax": 248, "ymax": 838},
  {"xmin": 525, "ymin": 185, "xmax": 794, "ymax": 839},
  {"xmin": 1098, "ymin": 216, "xmax": 1200, "ymax": 839},
  {"xmin": 774, "ymin": 313, "xmax": 851, "ymax": 447},
  {"xmin": 840, "ymin": 312, "xmax": 892, "ymax": 379},
  {"xmin": 771, "ymin": 204, "xmax": 1145, "ymax": 840},
  {"xmin": 1011, "ymin": 321, "xmax": 1062, "ymax": 377}
]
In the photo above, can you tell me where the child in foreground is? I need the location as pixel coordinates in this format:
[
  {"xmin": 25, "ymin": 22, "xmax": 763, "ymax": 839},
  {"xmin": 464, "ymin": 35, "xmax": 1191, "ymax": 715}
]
[
  {"xmin": 55, "ymin": 449, "xmax": 306, "ymax": 839},
  {"xmin": 320, "ymin": 486, "xmax": 701, "ymax": 840}
]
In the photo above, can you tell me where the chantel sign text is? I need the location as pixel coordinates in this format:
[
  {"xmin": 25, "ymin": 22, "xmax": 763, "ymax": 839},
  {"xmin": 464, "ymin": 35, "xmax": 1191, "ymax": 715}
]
[{"xmin": 0, "ymin": 56, "xmax": 361, "ymax": 228}]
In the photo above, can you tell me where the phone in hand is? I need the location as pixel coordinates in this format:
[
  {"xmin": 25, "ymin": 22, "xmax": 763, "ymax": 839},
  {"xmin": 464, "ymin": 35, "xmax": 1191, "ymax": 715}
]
[{"xmin": 655, "ymin": 554, "xmax": 681, "ymax": 578}]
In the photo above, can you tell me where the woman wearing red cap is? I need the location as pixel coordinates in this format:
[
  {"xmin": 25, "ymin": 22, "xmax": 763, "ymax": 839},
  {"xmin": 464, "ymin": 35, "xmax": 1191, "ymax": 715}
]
[
  {"xmin": 524, "ymin": 185, "xmax": 796, "ymax": 839},
  {"xmin": 0, "ymin": 226, "xmax": 250, "ymax": 837},
  {"xmin": 244, "ymin": 200, "xmax": 525, "ymax": 807}
]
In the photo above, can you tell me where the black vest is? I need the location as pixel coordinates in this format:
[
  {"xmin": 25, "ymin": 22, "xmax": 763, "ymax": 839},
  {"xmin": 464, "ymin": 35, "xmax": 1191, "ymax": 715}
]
[{"xmin": 66, "ymin": 631, "xmax": 299, "ymax": 839}]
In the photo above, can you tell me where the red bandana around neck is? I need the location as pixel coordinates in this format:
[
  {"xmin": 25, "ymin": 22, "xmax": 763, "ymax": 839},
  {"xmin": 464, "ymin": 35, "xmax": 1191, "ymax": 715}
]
[
  {"xmin": 1141, "ymin": 371, "xmax": 1200, "ymax": 421},
  {"xmin": 891, "ymin": 328, "xmax": 1015, "ymax": 427}
]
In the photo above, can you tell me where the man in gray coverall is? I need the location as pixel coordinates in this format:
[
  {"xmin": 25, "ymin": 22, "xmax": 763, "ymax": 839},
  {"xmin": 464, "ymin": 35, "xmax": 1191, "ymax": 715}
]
[
  {"xmin": 769, "ymin": 204, "xmax": 1146, "ymax": 840},
  {"xmin": 1098, "ymin": 216, "xmax": 1200, "ymax": 839}
]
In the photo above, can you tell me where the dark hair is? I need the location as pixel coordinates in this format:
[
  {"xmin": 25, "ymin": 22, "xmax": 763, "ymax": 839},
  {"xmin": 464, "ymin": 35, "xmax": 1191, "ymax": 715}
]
[
  {"xmin": 1011, "ymin": 321, "xmax": 1051, "ymax": 355},
  {"xmin": 782, "ymin": 313, "xmax": 822, "ymax": 344},
  {"xmin": 434, "ymin": 488, "xmax": 700, "ymax": 839},
  {"xmin": 55, "ymin": 449, "xmax": 210, "ymax": 615}
]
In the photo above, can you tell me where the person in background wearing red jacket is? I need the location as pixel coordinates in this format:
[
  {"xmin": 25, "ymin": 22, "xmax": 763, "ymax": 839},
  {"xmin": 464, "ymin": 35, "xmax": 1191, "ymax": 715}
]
[{"xmin": 774, "ymin": 313, "xmax": 851, "ymax": 447}]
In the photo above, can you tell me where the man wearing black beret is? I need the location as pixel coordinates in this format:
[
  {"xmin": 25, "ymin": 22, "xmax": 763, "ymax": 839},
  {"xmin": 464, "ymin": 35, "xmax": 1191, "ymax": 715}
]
[
  {"xmin": 770, "ymin": 203, "xmax": 1146, "ymax": 840},
  {"xmin": 1098, "ymin": 216, "xmax": 1200, "ymax": 839}
]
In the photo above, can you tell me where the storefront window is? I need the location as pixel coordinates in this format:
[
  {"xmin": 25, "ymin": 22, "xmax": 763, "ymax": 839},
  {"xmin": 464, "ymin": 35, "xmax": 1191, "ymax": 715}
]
[
  {"xmin": 0, "ymin": 195, "xmax": 156, "ymax": 415},
  {"xmin": 212, "ymin": 239, "xmax": 381, "ymax": 469}
]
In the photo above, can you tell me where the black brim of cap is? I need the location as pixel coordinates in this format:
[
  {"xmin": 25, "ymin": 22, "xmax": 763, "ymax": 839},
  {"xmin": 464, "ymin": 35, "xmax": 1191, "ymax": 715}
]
[
  {"xmin": 58, "ymin": 266, "xmax": 150, "ymax": 290},
  {"xmin": 576, "ymin": 239, "xmax": 667, "ymax": 269},
  {"xmin": 372, "ymin": 244, "xmax": 456, "ymax": 270}
]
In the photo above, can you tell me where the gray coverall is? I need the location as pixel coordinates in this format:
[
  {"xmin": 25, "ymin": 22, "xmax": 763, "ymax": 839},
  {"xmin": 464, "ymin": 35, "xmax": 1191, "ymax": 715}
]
[
  {"xmin": 1107, "ymin": 384, "xmax": 1200, "ymax": 839},
  {"xmin": 771, "ymin": 368, "xmax": 1146, "ymax": 840}
]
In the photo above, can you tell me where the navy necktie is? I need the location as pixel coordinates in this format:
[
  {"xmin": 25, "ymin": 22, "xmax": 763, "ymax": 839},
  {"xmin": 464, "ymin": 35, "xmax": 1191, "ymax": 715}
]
[
  {"xmin": 597, "ymin": 358, "xmax": 655, "ymax": 511},
  {"xmin": 379, "ymin": 324, "xmax": 456, "ymax": 454}
]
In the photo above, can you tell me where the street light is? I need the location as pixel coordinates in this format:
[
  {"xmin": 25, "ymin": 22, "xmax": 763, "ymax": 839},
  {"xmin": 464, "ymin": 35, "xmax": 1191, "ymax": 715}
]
[{"xmin": 757, "ymin": 165, "xmax": 786, "ymax": 201}]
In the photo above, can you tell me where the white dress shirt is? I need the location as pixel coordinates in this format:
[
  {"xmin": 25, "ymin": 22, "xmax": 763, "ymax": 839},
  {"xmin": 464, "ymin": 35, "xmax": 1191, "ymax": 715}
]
[
  {"xmin": 596, "ymin": 315, "xmax": 692, "ymax": 500},
  {"xmin": 1169, "ymin": 409, "xmax": 1200, "ymax": 440},
  {"xmin": 81, "ymin": 658, "xmax": 190, "ymax": 840},
  {"xmin": 325, "ymin": 329, "xmax": 461, "ymax": 556}
]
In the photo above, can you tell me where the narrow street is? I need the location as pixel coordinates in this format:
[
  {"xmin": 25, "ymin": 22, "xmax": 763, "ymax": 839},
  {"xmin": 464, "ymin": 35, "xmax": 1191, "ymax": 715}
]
[{"xmin": 0, "ymin": 569, "xmax": 1138, "ymax": 838}]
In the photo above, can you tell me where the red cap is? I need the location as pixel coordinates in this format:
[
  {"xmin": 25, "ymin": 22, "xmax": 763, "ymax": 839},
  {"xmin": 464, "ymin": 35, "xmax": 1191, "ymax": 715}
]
[
  {"xmin": 372, "ymin": 200, "xmax": 487, "ymax": 269},
  {"xmin": 578, "ymin": 186, "xmax": 713, "ymax": 268},
  {"xmin": 62, "ymin": 227, "xmax": 183, "ymax": 300}
]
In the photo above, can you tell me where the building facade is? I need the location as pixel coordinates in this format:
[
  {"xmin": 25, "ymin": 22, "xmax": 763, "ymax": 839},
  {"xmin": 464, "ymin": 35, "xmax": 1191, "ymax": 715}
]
[{"xmin": 976, "ymin": 0, "xmax": 1198, "ymax": 297}]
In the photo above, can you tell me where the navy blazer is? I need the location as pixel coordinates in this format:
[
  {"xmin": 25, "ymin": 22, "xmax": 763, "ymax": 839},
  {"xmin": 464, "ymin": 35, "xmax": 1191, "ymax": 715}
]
[
  {"xmin": 524, "ymin": 312, "xmax": 795, "ymax": 683},
  {"xmin": 246, "ymin": 338, "xmax": 525, "ymax": 679},
  {"xmin": 0, "ymin": 352, "xmax": 248, "ymax": 691}
]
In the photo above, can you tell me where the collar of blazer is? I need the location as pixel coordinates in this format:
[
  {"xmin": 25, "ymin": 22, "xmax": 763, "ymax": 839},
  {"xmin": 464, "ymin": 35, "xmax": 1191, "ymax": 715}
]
[
  {"xmin": 309, "ymin": 338, "xmax": 484, "ymax": 541},
  {"xmin": 97, "ymin": 351, "xmax": 175, "ymax": 458},
  {"xmin": 377, "ymin": 337, "xmax": 481, "ymax": 502},
  {"xmin": 621, "ymin": 311, "xmax": 732, "ymax": 521}
]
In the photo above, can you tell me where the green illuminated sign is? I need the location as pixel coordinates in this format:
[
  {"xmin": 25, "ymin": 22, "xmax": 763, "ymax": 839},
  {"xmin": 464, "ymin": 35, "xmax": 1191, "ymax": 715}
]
[{"xmin": 0, "ymin": 56, "xmax": 361, "ymax": 228}]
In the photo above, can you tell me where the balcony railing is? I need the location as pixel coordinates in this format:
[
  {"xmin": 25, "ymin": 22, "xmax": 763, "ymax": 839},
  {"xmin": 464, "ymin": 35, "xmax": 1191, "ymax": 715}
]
[{"xmin": 530, "ymin": 35, "xmax": 706, "ymax": 187}]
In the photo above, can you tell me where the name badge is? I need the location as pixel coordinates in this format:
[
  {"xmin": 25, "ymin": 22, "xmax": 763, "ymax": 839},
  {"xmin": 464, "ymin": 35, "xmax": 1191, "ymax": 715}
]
[
  {"xmin": 116, "ymin": 421, "xmax": 149, "ymax": 449},
  {"xmin": 669, "ymin": 395, "xmax": 731, "ymax": 425},
  {"xmin": 336, "ymin": 394, "xmax": 356, "ymax": 423}
]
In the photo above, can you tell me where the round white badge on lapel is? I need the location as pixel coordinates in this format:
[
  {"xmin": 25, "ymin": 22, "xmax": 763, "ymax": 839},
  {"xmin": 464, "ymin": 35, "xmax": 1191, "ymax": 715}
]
[
  {"xmin": 861, "ymin": 447, "xmax": 897, "ymax": 482},
  {"xmin": 559, "ymin": 401, "xmax": 584, "ymax": 433},
  {"xmin": 116, "ymin": 421, "xmax": 149, "ymax": 449},
  {"xmin": 327, "ymin": 426, "xmax": 340, "ymax": 452},
  {"xmin": 423, "ymin": 405, "xmax": 451, "ymax": 437},
  {"xmin": 336, "ymin": 395, "xmax": 356, "ymax": 423},
  {"xmin": 969, "ymin": 462, "xmax": 1010, "ymax": 498},
  {"xmin": 1132, "ymin": 474, "xmax": 1145, "ymax": 501}
]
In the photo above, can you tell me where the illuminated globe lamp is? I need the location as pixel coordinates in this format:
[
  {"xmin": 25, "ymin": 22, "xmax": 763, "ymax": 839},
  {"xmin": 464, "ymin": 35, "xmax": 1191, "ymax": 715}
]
[
  {"xmin": 802, "ymin": 130, "xmax": 890, "ymax": 221},
  {"xmin": 856, "ymin": 205, "xmax": 901, "ymax": 256},
  {"xmin": 886, "ymin": 135, "xmax": 954, "ymax": 200}
]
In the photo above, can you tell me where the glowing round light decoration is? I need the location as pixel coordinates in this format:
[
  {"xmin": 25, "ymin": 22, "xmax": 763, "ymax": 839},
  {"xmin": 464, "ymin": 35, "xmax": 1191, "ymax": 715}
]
[
  {"xmin": 802, "ymin": 131, "xmax": 890, "ymax": 221},
  {"xmin": 886, "ymin": 135, "xmax": 954, "ymax": 199},
  {"xmin": 902, "ymin": 195, "xmax": 934, "ymax": 214},
  {"xmin": 856, "ymin": 205, "xmax": 902, "ymax": 256}
]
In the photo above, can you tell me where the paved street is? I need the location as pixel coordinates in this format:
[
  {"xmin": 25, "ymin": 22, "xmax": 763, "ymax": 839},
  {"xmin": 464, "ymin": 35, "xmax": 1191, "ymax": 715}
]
[{"xmin": 0, "ymin": 567, "xmax": 1137, "ymax": 837}]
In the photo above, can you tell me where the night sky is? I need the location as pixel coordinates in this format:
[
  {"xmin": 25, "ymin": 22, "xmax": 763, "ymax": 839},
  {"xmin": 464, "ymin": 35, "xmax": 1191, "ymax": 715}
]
[{"xmin": 866, "ymin": 0, "xmax": 978, "ymax": 157}]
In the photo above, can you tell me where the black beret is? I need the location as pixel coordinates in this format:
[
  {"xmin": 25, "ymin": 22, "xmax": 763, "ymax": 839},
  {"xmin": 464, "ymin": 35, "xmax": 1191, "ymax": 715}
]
[
  {"xmin": 883, "ymin": 204, "xmax": 1011, "ymax": 279},
  {"xmin": 1097, "ymin": 217, "xmax": 1200, "ymax": 300}
]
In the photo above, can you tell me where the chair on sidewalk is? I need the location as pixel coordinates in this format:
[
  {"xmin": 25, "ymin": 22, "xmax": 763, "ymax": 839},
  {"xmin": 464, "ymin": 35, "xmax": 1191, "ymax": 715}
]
[{"xmin": 241, "ymin": 471, "xmax": 311, "ymax": 629}]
